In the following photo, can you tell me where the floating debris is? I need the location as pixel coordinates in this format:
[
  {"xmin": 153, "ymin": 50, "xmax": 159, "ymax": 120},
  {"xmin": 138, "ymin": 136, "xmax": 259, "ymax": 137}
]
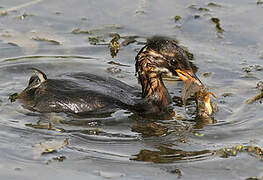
[
  {"xmin": 0, "ymin": 10, "xmax": 7, "ymax": 16},
  {"xmin": 95, "ymin": 170, "xmax": 125, "ymax": 179},
  {"xmin": 202, "ymin": 72, "xmax": 212, "ymax": 77},
  {"xmin": 62, "ymin": 128, "xmax": 103, "ymax": 135},
  {"xmin": 188, "ymin": 5, "xmax": 210, "ymax": 12},
  {"xmin": 106, "ymin": 67, "xmax": 121, "ymax": 74},
  {"xmin": 136, "ymin": 10, "xmax": 145, "ymax": 14},
  {"xmin": 88, "ymin": 36, "xmax": 105, "ymax": 45},
  {"xmin": 194, "ymin": 15, "xmax": 201, "ymax": 19},
  {"xmin": 194, "ymin": 132, "xmax": 205, "ymax": 137},
  {"xmin": 221, "ymin": 92, "xmax": 233, "ymax": 97},
  {"xmin": 174, "ymin": 15, "xmax": 182, "ymax": 23},
  {"xmin": 254, "ymin": 64, "xmax": 263, "ymax": 71},
  {"xmin": 242, "ymin": 66, "xmax": 252, "ymax": 73},
  {"xmin": 108, "ymin": 61, "xmax": 130, "ymax": 67},
  {"xmin": 215, "ymin": 145, "xmax": 263, "ymax": 160},
  {"xmin": 55, "ymin": 12, "xmax": 62, "ymax": 15},
  {"xmin": 211, "ymin": 17, "xmax": 224, "ymax": 34},
  {"xmin": 177, "ymin": 66, "xmax": 217, "ymax": 121},
  {"xmin": 199, "ymin": 7, "xmax": 210, "ymax": 12},
  {"xmin": 207, "ymin": 2, "xmax": 222, "ymax": 7},
  {"xmin": 215, "ymin": 145, "xmax": 243, "ymax": 158},
  {"xmin": 17, "ymin": 13, "xmax": 34, "ymax": 20},
  {"xmin": 32, "ymin": 36, "xmax": 61, "ymax": 45},
  {"xmin": 108, "ymin": 33, "xmax": 120, "ymax": 58},
  {"xmin": 55, "ymin": 128, "xmax": 62, "ymax": 132},
  {"xmin": 52, "ymin": 155, "xmax": 66, "ymax": 162},
  {"xmin": 136, "ymin": 0, "xmax": 147, "ymax": 14},
  {"xmin": 33, "ymin": 139, "xmax": 68, "ymax": 158},
  {"xmin": 121, "ymin": 36, "xmax": 139, "ymax": 46},
  {"xmin": 246, "ymin": 91, "xmax": 263, "ymax": 104},
  {"xmin": 256, "ymin": 81, "xmax": 263, "ymax": 91},
  {"xmin": 246, "ymin": 146, "xmax": 263, "ymax": 160},
  {"xmin": 80, "ymin": 17, "xmax": 88, "ymax": 21},
  {"xmin": 72, "ymin": 25, "xmax": 123, "ymax": 35},
  {"xmin": 121, "ymin": 37, "xmax": 137, "ymax": 46},
  {"xmin": 102, "ymin": 24, "xmax": 123, "ymax": 30},
  {"xmin": 242, "ymin": 65, "xmax": 263, "ymax": 73},
  {"xmin": 71, "ymin": 28, "xmax": 92, "ymax": 34},
  {"xmin": 246, "ymin": 79, "xmax": 263, "ymax": 104},
  {"xmin": 25, "ymin": 122, "xmax": 53, "ymax": 130},
  {"xmin": 257, "ymin": 0, "xmax": 263, "ymax": 5}
]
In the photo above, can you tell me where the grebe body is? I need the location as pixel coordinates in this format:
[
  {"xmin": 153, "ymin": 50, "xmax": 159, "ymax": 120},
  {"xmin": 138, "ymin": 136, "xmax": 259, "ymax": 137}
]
[{"xmin": 17, "ymin": 37, "xmax": 202, "ymax": 116}]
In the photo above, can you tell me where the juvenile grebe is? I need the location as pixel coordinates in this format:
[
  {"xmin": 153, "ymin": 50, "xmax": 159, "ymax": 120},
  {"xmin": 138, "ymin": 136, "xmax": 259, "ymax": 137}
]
[{"xmin": 17, "ymin": 37, "xmax": 203, "ymax": 116}]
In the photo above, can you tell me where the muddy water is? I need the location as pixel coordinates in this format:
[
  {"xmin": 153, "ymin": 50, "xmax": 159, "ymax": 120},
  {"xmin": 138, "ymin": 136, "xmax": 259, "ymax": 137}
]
[{"xmin": 1, "ymin": 0, "xmax": 263, "ymax": 179}]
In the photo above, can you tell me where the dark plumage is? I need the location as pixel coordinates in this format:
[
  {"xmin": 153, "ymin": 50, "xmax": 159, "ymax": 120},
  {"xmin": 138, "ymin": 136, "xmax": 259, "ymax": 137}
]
[{"xmin": 17, "ymin": 36, "xmax": 201, "ymax": 116}]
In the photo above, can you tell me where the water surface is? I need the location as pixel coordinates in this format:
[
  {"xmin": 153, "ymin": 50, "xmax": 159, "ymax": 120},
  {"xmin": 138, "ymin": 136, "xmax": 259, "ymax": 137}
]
[{"xmin": 1, "ymin": 0, "xmax": 263, "ymax": 179}]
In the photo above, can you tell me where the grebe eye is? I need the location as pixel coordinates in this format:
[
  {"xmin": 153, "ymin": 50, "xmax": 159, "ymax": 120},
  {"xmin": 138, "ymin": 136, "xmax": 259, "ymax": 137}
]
[{"xmin": 171, "ymin": 59, "xmax": 177, "ymax": 65}]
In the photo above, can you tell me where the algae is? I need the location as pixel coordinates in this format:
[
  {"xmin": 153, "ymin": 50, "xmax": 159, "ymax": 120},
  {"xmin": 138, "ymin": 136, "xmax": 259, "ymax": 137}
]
[
  {"xmin": 211, "ymin": 17, "xmax": 224, "ymax": 34},
  {"xmin": 32, "ymin": 36, "xmax": 61, "ymax": 45},
  {"xmin": 108, "ymin": 33, "xmax": 120, "ymax": 58},
  {"xmin": 207, "ymin": 2, "xmax": 222, "ymax": 7},
  {"xmin": 88, "ymin": 36, "xmax": 105, "ymax": 45},
  {"xmin": 72, "ymin": 28, "xmax": 92, "ymax": 35},
  {"xmin": 174, "ymin": 15, "xmax": 181, "ymax": 23}
]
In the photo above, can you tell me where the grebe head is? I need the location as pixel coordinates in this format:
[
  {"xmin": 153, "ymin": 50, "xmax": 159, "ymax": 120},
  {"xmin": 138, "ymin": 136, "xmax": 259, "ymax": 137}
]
[
  {"xmin": 135, "ymin": 36, "xmax": 202, "ymax": 86},
  {"xmin": 27, "ymin": 68, "xmax": 47, "ymax": 90},
  {"xmin": 18, "ymin": 68, "xmax": 47, "ymax": 100}
]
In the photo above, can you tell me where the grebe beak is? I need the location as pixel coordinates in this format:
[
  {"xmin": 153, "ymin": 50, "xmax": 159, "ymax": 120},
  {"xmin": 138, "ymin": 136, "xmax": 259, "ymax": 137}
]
[{"xmin": 175, "ymin": 69, "xmax": 203, "ymax": 87}]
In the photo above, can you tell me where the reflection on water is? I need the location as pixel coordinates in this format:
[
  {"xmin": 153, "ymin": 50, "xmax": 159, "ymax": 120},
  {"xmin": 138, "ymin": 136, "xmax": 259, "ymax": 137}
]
[
  {"xmin": 1, "ymin": 0, "xmax": 263, "ymax": 179},
  {"xmin": 131, "ymin": 122, "xmax": 169, "ymax": 138},
  {"xmin": 0, "ymin": 52, "xmax": 261, "ymax": 180},
  {"xmin": 132, "ymin": 146, "xmax": 212, "ymax": 163}
]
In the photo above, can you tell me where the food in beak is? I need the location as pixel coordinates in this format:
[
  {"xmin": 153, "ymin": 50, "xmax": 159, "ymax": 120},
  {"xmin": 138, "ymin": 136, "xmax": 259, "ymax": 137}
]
[
  {"xmin": 175, "ymin": 69, "xmax": 203, "ymax": 86},
  {"xmin": 181, "ymin": 78, "xmax": 202, "ymax": 106},
  {"xmin": 197, "ymin": 89, "xmax": 217, "ymax": 117},
  {"xmin": 176, "ymin": 69, "xmax": 217, "ymax": 119}
]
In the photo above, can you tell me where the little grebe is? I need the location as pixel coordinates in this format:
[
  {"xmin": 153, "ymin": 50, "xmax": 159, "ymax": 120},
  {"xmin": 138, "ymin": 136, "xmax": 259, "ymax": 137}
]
[{"xmin": 17, "ymin": 37, "xmax": 203, "ymax": 116}]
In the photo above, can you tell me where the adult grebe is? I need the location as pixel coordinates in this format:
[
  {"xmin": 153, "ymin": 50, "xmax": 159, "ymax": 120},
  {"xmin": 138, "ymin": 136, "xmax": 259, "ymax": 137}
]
[{"xmin": 17, "ymin": 37, "xmax": 203, "ymax": 116}]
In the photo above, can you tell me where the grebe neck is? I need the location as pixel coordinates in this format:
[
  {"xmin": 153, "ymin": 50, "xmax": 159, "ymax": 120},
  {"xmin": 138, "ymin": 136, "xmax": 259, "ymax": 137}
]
[{"xmin": 136, "ymin": 57, "xmax": 171, "ymax": 111}]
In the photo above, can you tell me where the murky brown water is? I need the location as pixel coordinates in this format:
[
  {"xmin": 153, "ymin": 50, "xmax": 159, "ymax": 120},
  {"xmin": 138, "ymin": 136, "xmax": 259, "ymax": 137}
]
[{"xmin": 1, "ymin": 0, "xmax": 263, "ymax": 179}]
